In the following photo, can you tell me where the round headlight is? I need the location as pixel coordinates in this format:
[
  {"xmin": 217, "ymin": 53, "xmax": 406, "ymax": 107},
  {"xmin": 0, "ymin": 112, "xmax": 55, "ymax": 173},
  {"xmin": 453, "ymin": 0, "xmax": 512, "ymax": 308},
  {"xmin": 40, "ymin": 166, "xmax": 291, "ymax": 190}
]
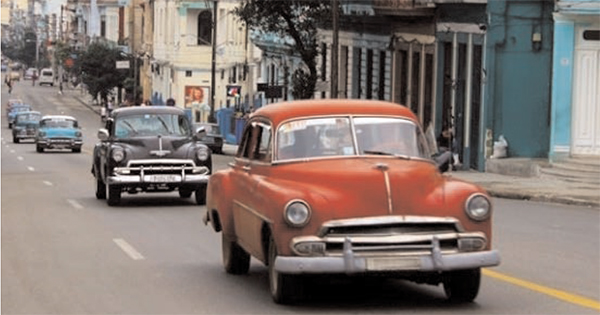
[
  {"xmin": 75, "ymin": 131, "xmax": 82, "ymax": 137},
  {"xmin": 284, "ymin": 200, "xmax": 311, "ymax": 227},
  {"xmin": 465, "ymin": 194, "xmax": 491, "ymax": 221},
  {"xmin": 112, "ymin": 147, "xmax": 125, "ymax": 162},
  {"xmin": 196, "ymin": 147, "xmax": 209, "ymax": 161},
  {"xmin": 38, "ymin": 131, "xmax": 46, "ymax": 137}
]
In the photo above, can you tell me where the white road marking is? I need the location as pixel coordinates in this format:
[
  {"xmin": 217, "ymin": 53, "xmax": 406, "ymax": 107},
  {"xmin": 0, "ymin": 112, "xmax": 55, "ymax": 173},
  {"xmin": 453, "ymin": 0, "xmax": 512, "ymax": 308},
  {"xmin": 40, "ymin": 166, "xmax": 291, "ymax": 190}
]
[
  {"xmin": 43, "ymin": 180, "xmax": 53, "ymax": 186},
  {"xmin": 27, "ymin": 166, "xmax": 34, "ymax": 171},
  {"xmin": 67, "ymin": 199, "xmax": 83, "ymax": 209},
  {"xmin": 113, "ymin": 238, "xmax": 145, "ymax": 261},
  {"xmin": 17, "ymin": 156, "xmax": 24, "ymax": 161},
  {"xmin": 10, "ymin": 149, "xmax": 15, "ymax": 153}
]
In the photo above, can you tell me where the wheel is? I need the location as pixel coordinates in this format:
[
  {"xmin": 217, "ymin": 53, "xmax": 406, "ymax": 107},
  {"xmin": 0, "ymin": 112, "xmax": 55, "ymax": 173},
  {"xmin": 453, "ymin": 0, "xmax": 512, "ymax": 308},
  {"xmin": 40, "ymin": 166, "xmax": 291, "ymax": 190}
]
[
  {"xmin": 268, "ymin": 234, "xmax": 299, "ymax": 304},
  {"xmin": 443, "ymin": 268, "xmax": 481, "ymax": 303},
  {"xmin": 95, "ymin": 177, "xmax": 106, "ymax": 200},
  {"xmin": 36, "ymin": 145, "xmax": 43, "ymax": 153},
  {"xmin": 13, "ymin": 136, "xmax": 19, "ymax": 143},
  {"xmin": 222, "ymin": 233, "xmax": 250, "ymax": 275},
  {"xmin": 106, "ymin": 182, "xmax": 121, "ymax": 206},
  {"xmin": 195, "ymin": 184, "xmax": 207, "ymax": 205},
  {"xmin": 72, "ymin": 147, "xmax": 81, "ymax": 153},
  {"xmin": 179, "ymin": 189, "xmax": 193, "ymax": 198},
  {"xmin": 8, "ymin": 123, "xmax": 12, "ymax": 129}
]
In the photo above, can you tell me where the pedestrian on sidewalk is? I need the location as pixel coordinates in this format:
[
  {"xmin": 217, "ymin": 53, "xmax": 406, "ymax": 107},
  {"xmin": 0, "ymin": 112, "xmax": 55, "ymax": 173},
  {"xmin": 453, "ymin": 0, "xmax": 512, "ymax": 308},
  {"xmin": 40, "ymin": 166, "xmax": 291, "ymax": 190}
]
[
  {"xmin": 58, "ymin": 82, "xmax": 63, "ymax": 95},
  {"xmin": 5, "ymin": 76, "xmax": 12, "ymax": 94},
  {"xmin": 32, "ymin": 72, "xmax": 37, "ymax": 86}
]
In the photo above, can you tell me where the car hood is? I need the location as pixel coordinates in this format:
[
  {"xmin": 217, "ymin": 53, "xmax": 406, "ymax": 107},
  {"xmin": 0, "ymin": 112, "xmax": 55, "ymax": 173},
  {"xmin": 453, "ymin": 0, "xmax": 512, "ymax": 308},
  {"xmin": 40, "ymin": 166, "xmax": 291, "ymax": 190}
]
[
  {"xmin": 265, "ymin": 158, "xmax": 444, "ymax": 219},
  {"xmin": 41, "ymin": 128, "xmax": 79, "ymax": 138},
  {"xmin": 115, "ymin": 136, "xmax": 196, "ymax": 159}
]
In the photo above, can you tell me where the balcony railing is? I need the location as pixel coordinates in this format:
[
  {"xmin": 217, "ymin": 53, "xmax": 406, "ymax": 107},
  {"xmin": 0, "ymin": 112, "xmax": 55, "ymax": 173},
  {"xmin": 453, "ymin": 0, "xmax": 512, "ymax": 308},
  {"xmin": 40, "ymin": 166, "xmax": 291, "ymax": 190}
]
[{"xmin": 372, "ymin": 0, "xmax": 435, "ymax": 16}]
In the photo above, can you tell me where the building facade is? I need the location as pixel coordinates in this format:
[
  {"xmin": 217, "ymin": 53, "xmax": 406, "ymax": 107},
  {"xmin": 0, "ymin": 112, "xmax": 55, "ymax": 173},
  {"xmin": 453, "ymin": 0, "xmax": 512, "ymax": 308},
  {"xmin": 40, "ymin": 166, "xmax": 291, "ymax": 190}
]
[{"xmin": 550, "ymin": 0, "xmax": 600, "ymax": 160}]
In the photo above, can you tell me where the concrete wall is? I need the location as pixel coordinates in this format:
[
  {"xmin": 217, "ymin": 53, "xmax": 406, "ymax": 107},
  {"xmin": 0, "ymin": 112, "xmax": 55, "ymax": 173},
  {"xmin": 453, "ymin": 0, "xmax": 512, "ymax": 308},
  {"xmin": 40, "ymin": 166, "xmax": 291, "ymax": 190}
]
[{"xmin": 485, "ymin": 0, "xmax": 553, "ymax": 158}]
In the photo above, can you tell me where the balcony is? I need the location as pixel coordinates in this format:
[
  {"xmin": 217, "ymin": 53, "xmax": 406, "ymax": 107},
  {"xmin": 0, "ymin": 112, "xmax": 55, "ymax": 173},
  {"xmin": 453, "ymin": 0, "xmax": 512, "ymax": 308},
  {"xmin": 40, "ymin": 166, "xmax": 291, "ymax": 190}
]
[{"xmin": 372, "ymin": 0, "xmax": 436, "ymax": 16}]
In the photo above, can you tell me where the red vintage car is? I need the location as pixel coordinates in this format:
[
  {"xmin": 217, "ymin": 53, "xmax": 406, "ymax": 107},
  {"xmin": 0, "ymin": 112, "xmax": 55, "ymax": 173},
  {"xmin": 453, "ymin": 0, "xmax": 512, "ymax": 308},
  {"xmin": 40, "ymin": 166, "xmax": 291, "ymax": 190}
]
[{"xmin": 204, "ymin": 99, "xmax": 500, "ymax": 304}]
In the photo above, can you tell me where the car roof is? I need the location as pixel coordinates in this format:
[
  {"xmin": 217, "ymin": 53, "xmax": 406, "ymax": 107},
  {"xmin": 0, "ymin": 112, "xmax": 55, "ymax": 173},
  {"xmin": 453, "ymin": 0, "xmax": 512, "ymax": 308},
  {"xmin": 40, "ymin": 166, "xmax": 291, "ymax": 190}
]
[
  {"xmin": 251, "ymin": 99, "xmax": 418, "ymax": 125},
  {"xmin": 112, "ymin": 106, "xmax": 186, "ymax": 117},
  {"xmin": 41, "ymin": 115, "xmax": 77, "ymax": 121}
]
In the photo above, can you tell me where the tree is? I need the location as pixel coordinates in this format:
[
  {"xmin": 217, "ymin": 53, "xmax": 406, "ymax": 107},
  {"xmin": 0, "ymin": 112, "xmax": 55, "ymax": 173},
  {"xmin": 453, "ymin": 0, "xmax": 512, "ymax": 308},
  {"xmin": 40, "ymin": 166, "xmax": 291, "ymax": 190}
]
[
  {"xmin": 78, "ymin": 42, "xmax": 129, "ymax": 103},
  {"xmin": 235, "ymin": 0, "xmax": 330, "ymax": 99}
]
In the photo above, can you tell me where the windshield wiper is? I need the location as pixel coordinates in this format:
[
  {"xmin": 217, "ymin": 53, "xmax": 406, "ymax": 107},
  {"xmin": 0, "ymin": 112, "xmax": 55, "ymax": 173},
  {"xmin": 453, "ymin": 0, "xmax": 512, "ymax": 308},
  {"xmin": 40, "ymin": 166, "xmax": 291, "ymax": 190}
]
[
  {"xmin": 363, "ymin": 150, "xmax": 412, "ymax": 160},
  {"xmin": 156, "ymin": 116, "xmax": 172, "ymax": 134},
  {"xmin": 122, "ymin": 121, "xmax": 138, "ymax": 134}
]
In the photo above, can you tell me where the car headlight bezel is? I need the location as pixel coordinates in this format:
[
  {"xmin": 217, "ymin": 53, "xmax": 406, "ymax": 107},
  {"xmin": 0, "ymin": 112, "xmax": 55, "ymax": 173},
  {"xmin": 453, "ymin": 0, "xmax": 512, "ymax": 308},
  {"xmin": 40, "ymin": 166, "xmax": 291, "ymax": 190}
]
[
  {"xmin": 464, "ymin": 193, "xmax": 492, "ymax": 221},
  {"xmin": 111, "ymin": 147, "xmax": 125, "ymax": 162},
  {"xmin": 196, "ymin": 146, "xmax": 210, "ymax": 161},
  {"xmin": 283, "ymin": 199, "xmax": 311, "ymax": 228}
]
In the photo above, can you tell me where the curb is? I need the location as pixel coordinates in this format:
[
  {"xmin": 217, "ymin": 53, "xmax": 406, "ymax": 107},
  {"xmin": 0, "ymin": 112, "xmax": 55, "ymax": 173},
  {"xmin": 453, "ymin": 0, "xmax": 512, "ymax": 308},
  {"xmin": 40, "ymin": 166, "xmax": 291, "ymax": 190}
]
[{"xmin": 485, "ymin": 188, "xmax": 599, "ymax": 208}]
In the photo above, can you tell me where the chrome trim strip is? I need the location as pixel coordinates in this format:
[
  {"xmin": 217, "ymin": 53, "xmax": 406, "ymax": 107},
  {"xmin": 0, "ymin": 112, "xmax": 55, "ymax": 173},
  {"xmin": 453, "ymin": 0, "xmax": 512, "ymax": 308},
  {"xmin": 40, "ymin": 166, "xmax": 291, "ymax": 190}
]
[{"xmin": 318, "ymin": 216, "xmax": 464, "ymax": 236}]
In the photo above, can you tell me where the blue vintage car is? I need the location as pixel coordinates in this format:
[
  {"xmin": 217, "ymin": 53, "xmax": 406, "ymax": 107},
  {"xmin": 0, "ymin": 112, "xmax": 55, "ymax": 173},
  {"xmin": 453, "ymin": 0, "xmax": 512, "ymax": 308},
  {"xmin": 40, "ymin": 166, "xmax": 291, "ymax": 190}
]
[
  {"xmin": 36, "ymin": 115, "xmax": 83, "ymax": 153},
  {"xmin": 7, "ymin": 104, "xmax": 32, "ymax": 129},
  {"xmin": 12, "ymin": 111, "xmax": 42, "ymax": 143}
]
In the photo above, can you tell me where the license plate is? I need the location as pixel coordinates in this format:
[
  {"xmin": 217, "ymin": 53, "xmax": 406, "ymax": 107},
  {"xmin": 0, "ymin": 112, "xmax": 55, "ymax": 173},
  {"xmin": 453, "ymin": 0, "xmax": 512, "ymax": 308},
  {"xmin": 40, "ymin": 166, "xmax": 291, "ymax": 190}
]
[
  {"xmin": 366, "ymin": 257, "xmax": 421, "ymax": 271},
  {"xmin": 144, "ymin": 175, "xmax": 181, "ymax": 183}
]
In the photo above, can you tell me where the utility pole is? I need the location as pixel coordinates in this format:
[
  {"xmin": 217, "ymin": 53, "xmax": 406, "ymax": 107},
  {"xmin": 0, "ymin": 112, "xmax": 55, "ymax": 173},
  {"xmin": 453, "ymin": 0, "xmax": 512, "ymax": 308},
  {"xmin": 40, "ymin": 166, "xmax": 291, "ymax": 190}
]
[
  {"xmin": 209, "ymin": 0, "xmax": 218, "ymax": 123},
  {"xmin": 330, "ymin": 0, "xmax": 339, "ymax": 99},
  {"xmin": 131, "ymin": 0, "xmax": 137, "ymax": 104}
]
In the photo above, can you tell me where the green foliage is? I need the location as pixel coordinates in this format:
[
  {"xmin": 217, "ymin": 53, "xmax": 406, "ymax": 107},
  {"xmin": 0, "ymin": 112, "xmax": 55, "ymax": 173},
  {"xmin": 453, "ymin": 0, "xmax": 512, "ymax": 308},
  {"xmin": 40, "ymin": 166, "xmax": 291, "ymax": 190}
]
[
  {"xmin": 79, "ymin": 42, "xmax": 129, "ymax": 102},
  {"xmin": 235, "ymin": 0, "xmax": 330, "ymax": 99}
]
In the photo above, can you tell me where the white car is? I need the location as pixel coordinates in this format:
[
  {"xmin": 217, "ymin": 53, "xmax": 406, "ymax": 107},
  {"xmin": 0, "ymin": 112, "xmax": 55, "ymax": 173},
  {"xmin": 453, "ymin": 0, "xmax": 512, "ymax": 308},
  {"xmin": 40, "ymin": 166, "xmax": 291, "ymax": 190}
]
[{"xmin": 38, "ymin": 68, "xmax": 54, "ymax": 86}]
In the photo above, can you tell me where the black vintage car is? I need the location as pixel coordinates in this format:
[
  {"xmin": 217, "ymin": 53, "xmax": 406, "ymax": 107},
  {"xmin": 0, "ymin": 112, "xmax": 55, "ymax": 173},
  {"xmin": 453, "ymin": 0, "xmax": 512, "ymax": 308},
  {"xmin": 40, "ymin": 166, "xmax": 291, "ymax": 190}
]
[{"xmin": 92, "ymin": 106, "xmax": 212, "ymax": 206}]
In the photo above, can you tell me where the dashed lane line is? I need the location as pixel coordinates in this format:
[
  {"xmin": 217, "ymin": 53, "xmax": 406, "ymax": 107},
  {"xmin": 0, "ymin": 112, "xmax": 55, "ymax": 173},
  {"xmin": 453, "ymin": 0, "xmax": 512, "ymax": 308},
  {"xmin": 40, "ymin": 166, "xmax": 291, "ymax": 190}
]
[
  {"xmin": 17, "ymin": 156, "xmax": 23, "ymax": 161},
  {"xmin": 27, "ymin": 166, "xmax": 34, "ymax": 172},
  {"xmin": 43, "ymin": 181, "xmax": 53, "ymax": 186},
  {"xmin": 113, "ymin": 238, "xmax": 145, "ymax": 261},
  {"xmin": 10, "ymin": 149, "xmax": 15, "ymax": 153},
  {"xmin": 66, "ymin": 199, "xmax": 84, "ymax": 209}
]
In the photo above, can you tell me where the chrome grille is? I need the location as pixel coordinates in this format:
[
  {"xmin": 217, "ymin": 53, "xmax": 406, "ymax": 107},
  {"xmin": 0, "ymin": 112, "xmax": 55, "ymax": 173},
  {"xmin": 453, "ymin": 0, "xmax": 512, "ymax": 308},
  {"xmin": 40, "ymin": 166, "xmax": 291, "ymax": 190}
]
[
  {"xmin": 320, "ymin": 218, "xmax": 462, "ymax": 257},
  {"xmin": 126, "ymin": 160, "xmax": 197, "ymax": 175}
]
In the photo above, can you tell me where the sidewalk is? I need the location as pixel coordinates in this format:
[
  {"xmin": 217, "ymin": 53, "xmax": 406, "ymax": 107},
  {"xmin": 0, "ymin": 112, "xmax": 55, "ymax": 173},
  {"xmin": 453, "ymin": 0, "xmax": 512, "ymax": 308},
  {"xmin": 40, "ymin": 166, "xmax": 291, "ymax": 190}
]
[{"xmin": 68, "ymin": 90, "xmax": 599, "ymax": 209}]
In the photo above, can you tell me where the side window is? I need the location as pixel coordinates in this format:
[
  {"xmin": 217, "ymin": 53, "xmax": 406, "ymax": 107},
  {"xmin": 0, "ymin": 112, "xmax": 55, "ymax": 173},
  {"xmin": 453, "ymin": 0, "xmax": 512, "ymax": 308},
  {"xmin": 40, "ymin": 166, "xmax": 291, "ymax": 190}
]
[
  {"xmin": 255, "ymin": 124, "xmax": 272, "ymax": 162},
  {"xmin": 238, "ymin": 124, "xmax": 254, "ymax": 159}
]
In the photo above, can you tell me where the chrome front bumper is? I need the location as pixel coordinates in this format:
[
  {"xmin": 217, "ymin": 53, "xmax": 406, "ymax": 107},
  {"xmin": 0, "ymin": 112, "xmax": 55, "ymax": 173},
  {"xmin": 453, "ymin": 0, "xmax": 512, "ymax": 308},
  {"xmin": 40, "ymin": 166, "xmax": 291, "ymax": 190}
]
[
  {"xmin": 275, "ymin": 237, "xmax": 500, "ymax": 275},
  {"xmin": 37, "ymin": 138, "xmax": 82, "ymax": 147},
  {"xmin": 108, "ymin": 159, "xmax": 210, "ymax": 185}
]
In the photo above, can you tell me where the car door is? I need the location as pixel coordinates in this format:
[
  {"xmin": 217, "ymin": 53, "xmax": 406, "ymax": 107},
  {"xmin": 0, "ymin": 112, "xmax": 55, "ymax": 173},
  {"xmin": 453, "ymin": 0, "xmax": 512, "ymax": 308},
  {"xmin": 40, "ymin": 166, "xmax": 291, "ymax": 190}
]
[{"xmin": 230, "ymin": 119, "xmax": 273, "ymax": 258}]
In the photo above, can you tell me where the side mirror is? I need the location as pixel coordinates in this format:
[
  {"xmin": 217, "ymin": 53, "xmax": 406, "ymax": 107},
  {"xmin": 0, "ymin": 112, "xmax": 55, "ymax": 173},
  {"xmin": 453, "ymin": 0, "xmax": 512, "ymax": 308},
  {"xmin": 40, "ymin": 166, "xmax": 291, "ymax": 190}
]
[
  {"xmin": 195, "ymin": 126, "xmax": 207, "ymax": 140},
  {"xmin": 97, "ymin": 128, "xmax": 109, "ymax": 141}
]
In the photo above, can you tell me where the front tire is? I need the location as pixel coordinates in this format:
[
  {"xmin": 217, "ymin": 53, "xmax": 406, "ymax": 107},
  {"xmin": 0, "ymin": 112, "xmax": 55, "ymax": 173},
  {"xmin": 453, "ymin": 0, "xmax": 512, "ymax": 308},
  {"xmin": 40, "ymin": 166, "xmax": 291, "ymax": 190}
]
[
  {"xmin": 72, "ymin": 147, "xmax": 81, "ymax": 153},
  {"xmin": 195, "ymin": 184, "xmax": 207, "ymax": 205},
  {"xmin": 36, "ymin": 145, "xmax": 43, "ymax": 153},
  {"xmin": 13, "ymin": 136, "xmax": 19, "ymax": 143},
  {"xmin": 222, "ymin": 233, "xmax": 250, "ymax": 275},
  {"xmin": 106, "ymin": 182, "xmax": 121, "ymax": 206},
  {"xmin": 443, "ymin": 268, "xmax": 481, "ymax": 303},
  {"xmin": 269, "ymin": 235, "xmax": 299, "ymax": 304},
  {"xmin": 95, "ymin": 177, "xmax": 106, "ymax": 199}
]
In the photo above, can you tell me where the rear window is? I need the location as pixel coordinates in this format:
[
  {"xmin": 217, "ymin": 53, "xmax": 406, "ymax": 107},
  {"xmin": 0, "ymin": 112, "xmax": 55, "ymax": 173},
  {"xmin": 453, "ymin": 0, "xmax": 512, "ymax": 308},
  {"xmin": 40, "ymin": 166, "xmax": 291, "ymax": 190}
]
[{"xmin": 41, "ymin": 70, "xmax": 52, "ymax": 76}]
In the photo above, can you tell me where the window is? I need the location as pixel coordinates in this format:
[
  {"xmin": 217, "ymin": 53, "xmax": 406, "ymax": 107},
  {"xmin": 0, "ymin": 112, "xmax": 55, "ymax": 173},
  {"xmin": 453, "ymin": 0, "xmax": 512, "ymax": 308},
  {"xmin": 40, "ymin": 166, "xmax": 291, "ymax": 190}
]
[
  {"xmin": 366, "ymin": 49, "xmax": 373, "ymax": 99},
  {"xmin": 583, "ymin": 30, "xmax": 600, "ymax": 41},
  {"xmin": 321, "ymin": 43, "xmax": 327, "ymax": 80},
  {"xmin": 239, "ymin": 121, "xmax": 272, "ymax": 161},
  {"xmin": 101, "ymin": 15, "xmax": 106, "ymax": 37},
  {"xmin": 186, "ymin": 70, "xmax": 192, "ymax": 77},
  {"xmin": 197, "ymin": 11, "xmax": 212, "ymax": 46}
]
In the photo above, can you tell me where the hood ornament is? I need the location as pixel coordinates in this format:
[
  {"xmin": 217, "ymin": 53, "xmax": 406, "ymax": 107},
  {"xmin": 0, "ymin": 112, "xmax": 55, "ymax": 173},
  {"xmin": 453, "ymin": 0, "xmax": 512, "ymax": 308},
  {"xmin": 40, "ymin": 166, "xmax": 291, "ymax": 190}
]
[{"xmin": 150, "ymin": 135, "xmax": 171, "ymax": 157}]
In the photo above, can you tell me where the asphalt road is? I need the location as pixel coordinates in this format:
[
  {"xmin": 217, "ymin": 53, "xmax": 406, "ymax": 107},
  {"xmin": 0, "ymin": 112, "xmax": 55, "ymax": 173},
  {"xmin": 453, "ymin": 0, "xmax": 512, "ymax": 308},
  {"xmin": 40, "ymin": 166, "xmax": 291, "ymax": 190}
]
[{"xmin": 2, "ymin": 80, "xmax": 599, "ymax": 314}]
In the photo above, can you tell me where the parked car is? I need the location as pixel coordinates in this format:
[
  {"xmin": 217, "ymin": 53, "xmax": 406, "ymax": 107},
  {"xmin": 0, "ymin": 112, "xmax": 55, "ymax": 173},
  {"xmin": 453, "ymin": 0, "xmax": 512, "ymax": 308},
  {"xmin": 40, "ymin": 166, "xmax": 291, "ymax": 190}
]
[
  {"xmin": 5, "ymin": 98, "xmax": 24, "ymax": 115},
  {"xmin": 203, "ymin": 99, "xmax": 500, "ymax": 304},
  {"xmin": 193, "ymin": 122, "xmax": 224, "ymax": 154},
  {"xmin": 38, "ymin": 68, "xmax": 54, "ymax": 86},
  {"xmin": 23, "ymin": 68, "xmax": 37, "ymax": 80},
  {"xmin": 92, "ymin": 106, "xmax": 213, "ymax": 206},
  {"xmin": 1, "ymin": 63, "xmax": 7, "ymax": 72},
  {"xmin": 36, "ymin": 115, "xmax": 83, "ymax": 153},
  {"xmin": 7, "ymin": 104, "xmax": 32, "ymax": 129},
  {"xmin": 12, "ymin": 111, "xmax": 41, "ymax": 143}
]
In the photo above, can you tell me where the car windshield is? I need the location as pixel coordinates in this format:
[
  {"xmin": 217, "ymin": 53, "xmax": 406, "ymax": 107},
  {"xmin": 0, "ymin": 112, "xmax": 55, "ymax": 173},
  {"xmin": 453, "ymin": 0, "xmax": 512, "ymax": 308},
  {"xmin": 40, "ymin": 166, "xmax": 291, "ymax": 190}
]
[
  {"xmin": 40, "ymin": 118, "xmax": 77, "ymax": 128},
  {"xmin": 276, "ymin": 116, "xmax": 430, "ymax": 161},
  {"xmin": 114, "ymin": 113, "xmax": 191, "ymax": 138},
  {"xmin": 16, "ymin": 113, "xmax": 41, "ymax": 122},
  {"xmin": 13, "ymin": 106, "xmax": 31, "ymax": 113}
]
